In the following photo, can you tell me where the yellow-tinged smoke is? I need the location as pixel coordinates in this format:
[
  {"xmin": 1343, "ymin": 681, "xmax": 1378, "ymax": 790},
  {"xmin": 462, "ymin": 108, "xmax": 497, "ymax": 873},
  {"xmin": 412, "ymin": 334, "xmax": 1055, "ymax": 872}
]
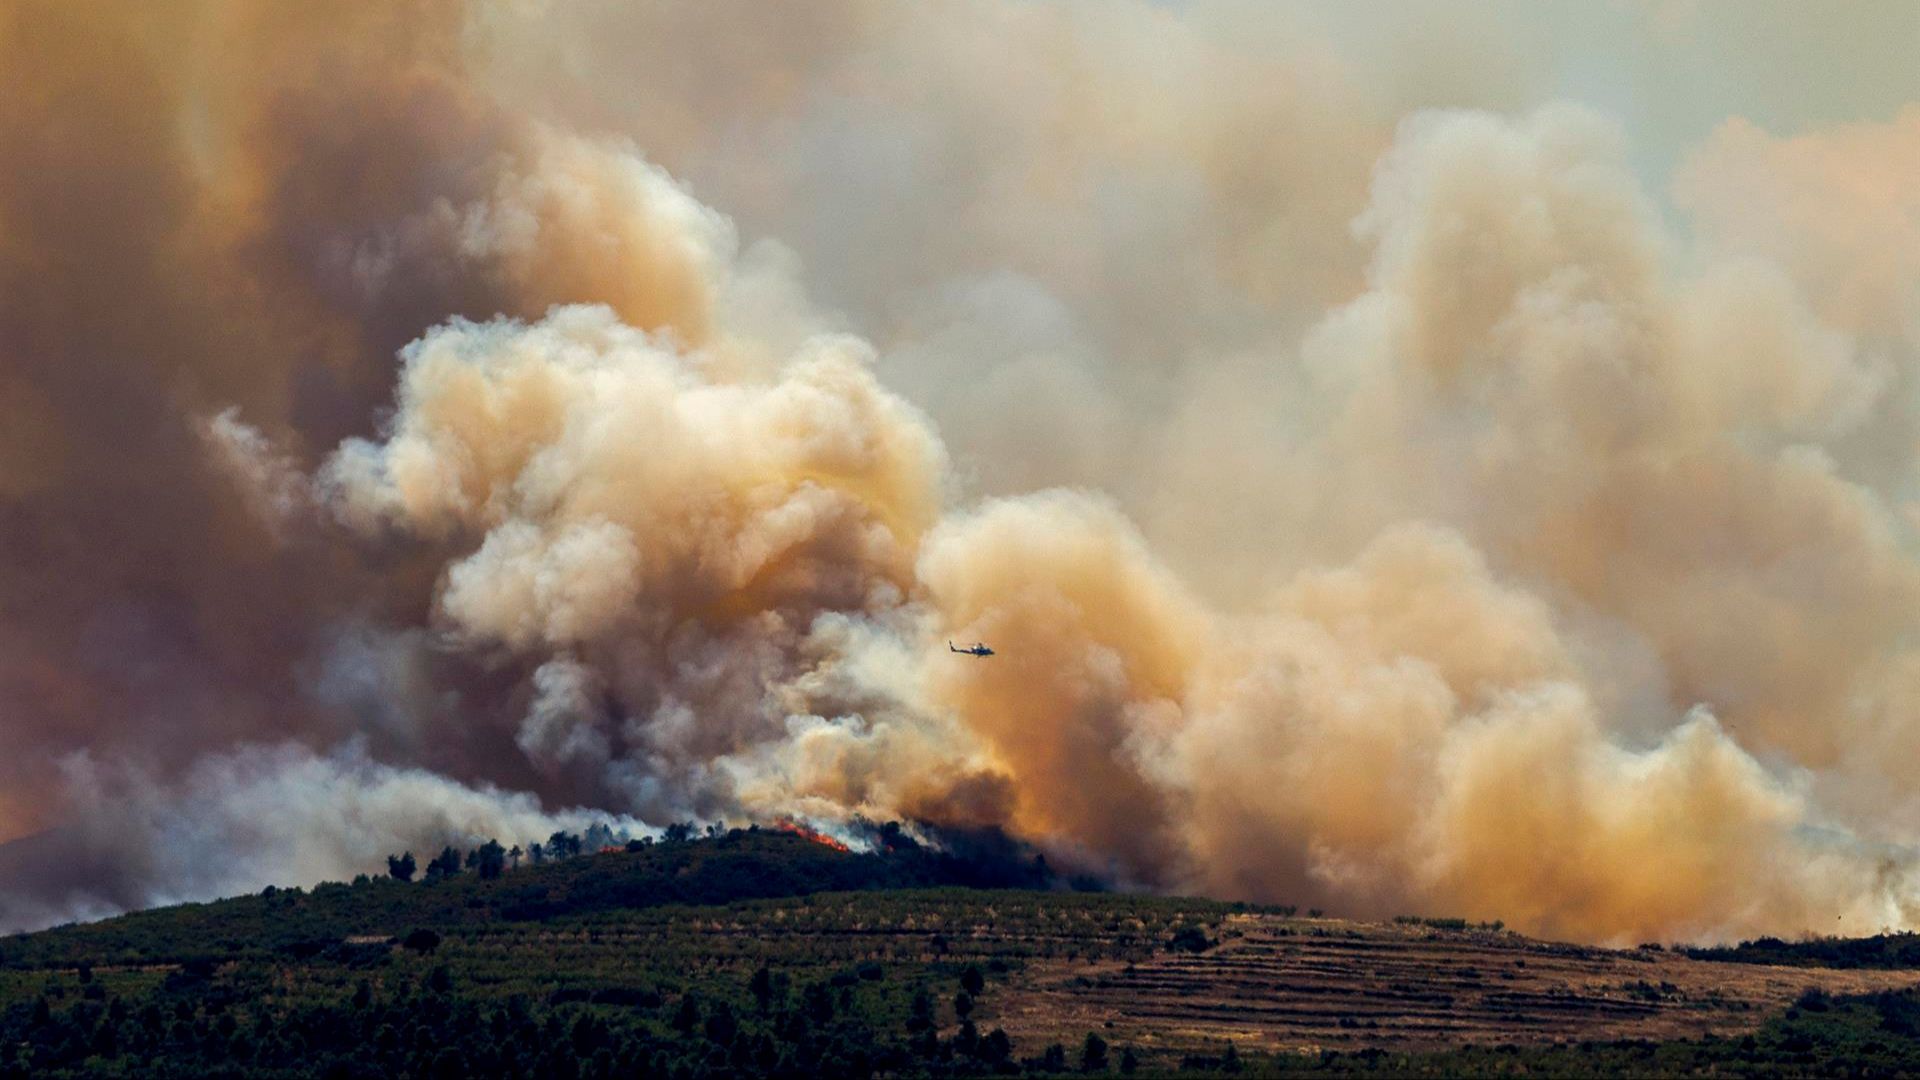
[{"xmin": 6, "ymin": 0, "xmax": 1920, "ymax": 945}]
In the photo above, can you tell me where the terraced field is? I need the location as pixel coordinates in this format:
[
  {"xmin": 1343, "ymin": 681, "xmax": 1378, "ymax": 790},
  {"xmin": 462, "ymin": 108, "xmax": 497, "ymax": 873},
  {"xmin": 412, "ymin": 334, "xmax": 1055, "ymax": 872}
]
[
  {"xmin": 994, "ymin": 912, "xmax": 1920, "ymax": 1057},
  {"xmin": 11, "ymin": 834, "xmax": 1920, "ymax": 1075}
]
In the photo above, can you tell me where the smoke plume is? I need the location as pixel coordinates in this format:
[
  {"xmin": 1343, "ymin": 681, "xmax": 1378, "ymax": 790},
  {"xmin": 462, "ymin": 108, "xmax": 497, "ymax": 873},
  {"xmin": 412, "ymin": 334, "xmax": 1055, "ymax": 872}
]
[{"xmin": 5, "ymin": 1, "xmax": 1920, "ymax": 945}]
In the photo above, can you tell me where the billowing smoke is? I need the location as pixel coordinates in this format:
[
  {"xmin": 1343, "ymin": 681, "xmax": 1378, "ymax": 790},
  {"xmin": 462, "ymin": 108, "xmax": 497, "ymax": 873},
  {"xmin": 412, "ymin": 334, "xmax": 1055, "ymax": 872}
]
[
  {"xmin": 0, "ymin": 742, "xmax": 641, "ymax": 935},
  {"xmin": 6, "ymin": 1, "xmax": 1920, "ymax": 945}
]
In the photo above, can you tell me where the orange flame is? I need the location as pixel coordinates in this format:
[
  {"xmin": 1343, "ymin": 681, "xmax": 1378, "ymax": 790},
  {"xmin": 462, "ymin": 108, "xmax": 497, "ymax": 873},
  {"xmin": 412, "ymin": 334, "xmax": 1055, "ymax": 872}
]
[{"xmin": 773, "ymin": 818, "xmax": 851, "ymax": 852}]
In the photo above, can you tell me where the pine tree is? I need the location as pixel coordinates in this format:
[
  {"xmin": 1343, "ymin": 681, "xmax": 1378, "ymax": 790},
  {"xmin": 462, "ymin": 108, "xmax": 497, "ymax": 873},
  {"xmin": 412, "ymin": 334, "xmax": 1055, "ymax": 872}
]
[
  {"xmin": 672, "ymin": 994, "xmax": 700, "ymax": 1035},
  {"xmin": 749, "ymin": 965, "xmax": 774, "ymax": 1013},
  {"xmin": 386, "ymin": 852, "xmax": 416, "ymax": 882},
  {"xmin": 906, "ymin": 988, "xmax": 934, "ymax": 1033}
]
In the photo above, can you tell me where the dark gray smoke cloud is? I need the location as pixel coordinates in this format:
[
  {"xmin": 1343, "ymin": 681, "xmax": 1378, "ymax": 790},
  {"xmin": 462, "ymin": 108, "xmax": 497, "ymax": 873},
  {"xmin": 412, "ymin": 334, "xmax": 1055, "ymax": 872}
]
[{"xmin": 0, "ymin": 0, "xmax": 702, "ymax": 920}]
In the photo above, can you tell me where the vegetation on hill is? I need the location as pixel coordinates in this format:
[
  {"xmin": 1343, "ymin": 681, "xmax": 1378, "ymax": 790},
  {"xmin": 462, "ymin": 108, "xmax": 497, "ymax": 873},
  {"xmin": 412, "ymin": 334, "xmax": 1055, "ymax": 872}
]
[
  {"xmin": 7, "ymin": 829, "xmax": 1920, "ymax": 1076},
  {"xmin": 1287, "ymin": 987, "xmax": 1920, "ymax": 1076},
  {"xmin": 0, "ymin": 827, "xmax": 1223, "ymax": 1077},
  {"xmin": 1685, "ymin": 932, "xmax": 1920, "ymax": 970},
  {"xmin": 0, "ymin": 824, "xmax": 1051, "ymax": 972}
]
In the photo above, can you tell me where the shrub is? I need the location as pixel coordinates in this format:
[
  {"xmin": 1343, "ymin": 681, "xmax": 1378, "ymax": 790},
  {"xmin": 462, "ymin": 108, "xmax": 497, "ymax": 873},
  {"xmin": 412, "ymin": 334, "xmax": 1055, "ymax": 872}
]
[{"xmin": 1167, "ymin": 926, "xmax": 1212, "ymax": 953}]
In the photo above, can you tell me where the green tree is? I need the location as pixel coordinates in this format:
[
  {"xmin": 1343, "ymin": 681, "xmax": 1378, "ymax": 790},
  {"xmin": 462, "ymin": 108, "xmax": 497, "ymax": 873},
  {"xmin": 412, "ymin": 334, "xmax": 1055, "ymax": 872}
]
[
  {"xmin": 906, "ymin": 989, "xmax": 934, "ymax": 1033},
  {"xmin": 90, "ymin": 1020, "xmax": 117, "ymax": 1059},
  {"xmin": 1082, "ymin": 1032, "xmax": 1109, "ymax": 1072},
  {"xmin": 466, "ymin": 839, "xmax": 507, "ymax": 880},
  {"xmin": 428, "ymin": 1047, "xmax": 466, "ymax": 1080},
  {"xmin": 803, "ymin": 982, "xmax": 834, "ymax": 1025},
  {"xmin": 704, "ymin": 1000, "xmax": 737, "ymax": 1046},
  {"xmin": 386, "ymin": 851, "xmax": 416, "ymax": 882},
  {"xmin": 753, "ymin": 1033, "xmax": 778, "ymax": 1071},
  {"xmin": 1167, "ymin": 926, "xmax": 1211, "ymax": 953},
  {"xmin": 672, "ymin": 994, "xmax": 700, "ymax": 1035},
  {"xmin": 982, "ymin": 1028, "xmax": 1013, "ymax": 1066},
  {"xmin": 423, "ymin": 846, "xmax": 462, "ymax": 882}
]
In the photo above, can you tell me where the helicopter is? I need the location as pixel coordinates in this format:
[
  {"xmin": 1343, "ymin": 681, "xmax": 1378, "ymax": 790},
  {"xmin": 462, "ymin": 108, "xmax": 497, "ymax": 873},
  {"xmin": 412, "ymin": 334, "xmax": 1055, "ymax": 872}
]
[{"xmin": 948, "ymin": 640, "xmax": 995, "ymax": 657}]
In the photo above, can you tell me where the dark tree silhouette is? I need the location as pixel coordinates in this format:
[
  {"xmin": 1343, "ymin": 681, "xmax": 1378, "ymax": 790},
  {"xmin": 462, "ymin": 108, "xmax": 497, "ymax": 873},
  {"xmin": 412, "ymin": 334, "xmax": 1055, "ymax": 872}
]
[
  {"xmin": 386, "ymin": 851, "xmax": 416, "ymax": 882},
  {"xmin": 466, "ymin": 839, "xmax": 506, "ymax": 880},
  {"xmin": 803, "ymin": 981, "xmax": 835, "ymax": 1025},
  {"xmin": 750, "ymin": 965, "xmax": 774, "ymax": 1013},
  {"xmin": 672, "ymin": 994, "xmax": 700, "ymax": 1035},
  {"xmin": 906, "ymin": 988, "xmax": 934, "ymax": 1033},
  {"xmin": 1082, "ymin": 1032, "xmax": 1109, "ymax": 1072},
  {"xmin": 424, "ymin": 845, "xmax": 462, "ymax": 882},
  {"xmin": 983, "ymin": 1029, "xmax": 1014, "ymax": 1067},
  {"xmin": 704, "ymin": 1000, "xmax": 737, "ymax": 1046}
]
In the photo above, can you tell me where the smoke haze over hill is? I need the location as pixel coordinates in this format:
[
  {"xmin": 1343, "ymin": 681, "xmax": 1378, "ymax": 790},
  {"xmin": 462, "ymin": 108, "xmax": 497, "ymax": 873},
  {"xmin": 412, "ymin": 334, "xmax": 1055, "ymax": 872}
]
[{"xmin": 5, "ymin": 0, "xmax": 1920, "ymax": 944}]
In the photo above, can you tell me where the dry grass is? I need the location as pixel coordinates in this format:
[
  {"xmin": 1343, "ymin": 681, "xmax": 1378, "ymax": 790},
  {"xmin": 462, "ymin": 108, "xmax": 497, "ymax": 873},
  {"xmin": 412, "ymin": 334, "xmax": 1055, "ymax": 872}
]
[{"xmin": 989, "ymin": 913, "xmax": 1920, "ymax": 1056}]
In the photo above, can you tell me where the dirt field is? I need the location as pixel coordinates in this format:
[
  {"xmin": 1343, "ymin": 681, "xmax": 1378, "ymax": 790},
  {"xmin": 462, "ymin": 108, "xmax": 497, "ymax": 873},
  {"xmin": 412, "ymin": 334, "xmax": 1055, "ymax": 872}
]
[{"xmin": 990, "ymin": 913, "xmax": 1920, "ymax": 1057}]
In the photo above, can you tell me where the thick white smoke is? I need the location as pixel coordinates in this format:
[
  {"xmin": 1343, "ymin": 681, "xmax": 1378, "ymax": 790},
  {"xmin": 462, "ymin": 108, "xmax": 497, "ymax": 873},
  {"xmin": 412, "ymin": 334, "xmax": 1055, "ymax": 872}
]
[
  {"xmin": 0, "ymin": 741, "xmax": 642, "ymax": 934},
  {"xmin": 273, "ymin": 98, "xmax": 1920, "ymax": 940},
  {"xmin": 9, "ymin": 1, "xmax": 1920, "ymax": 946}
]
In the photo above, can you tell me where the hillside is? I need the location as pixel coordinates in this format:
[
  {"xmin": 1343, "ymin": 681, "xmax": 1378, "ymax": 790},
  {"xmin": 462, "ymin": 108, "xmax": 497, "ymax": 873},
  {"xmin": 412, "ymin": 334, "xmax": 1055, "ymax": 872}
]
[
  {"xmin": 4, "ymin": 830, "xmax": 1920, "ymax": 1077},
  {"xmin": 0, "ymin": 828, "xmax": 992, "ymax": 969}
]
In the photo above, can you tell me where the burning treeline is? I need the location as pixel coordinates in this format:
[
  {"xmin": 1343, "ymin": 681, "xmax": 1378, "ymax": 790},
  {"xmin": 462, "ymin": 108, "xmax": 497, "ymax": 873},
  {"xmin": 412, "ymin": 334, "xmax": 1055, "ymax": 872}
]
[{"xmin": 5, "ymin": 1, "xmax": 1920, "ymax": 945}]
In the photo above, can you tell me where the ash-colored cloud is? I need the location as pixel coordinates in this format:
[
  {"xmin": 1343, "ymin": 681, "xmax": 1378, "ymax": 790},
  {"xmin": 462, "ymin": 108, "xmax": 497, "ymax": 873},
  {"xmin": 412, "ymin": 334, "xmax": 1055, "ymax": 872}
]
[{"xmin": 7, "ymin": 0, "xmax": 1920, "ymax": 946}]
